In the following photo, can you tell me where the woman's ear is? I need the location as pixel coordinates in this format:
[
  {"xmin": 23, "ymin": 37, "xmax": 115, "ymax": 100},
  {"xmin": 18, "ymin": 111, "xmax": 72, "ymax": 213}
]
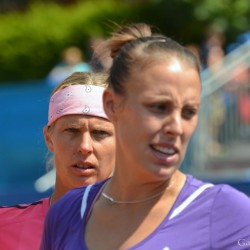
[
  {"xmin": 43, "ymin": 126, "xmax": 54, "ymax": 152},
  {"xmin": 103, "ymin": 88, "xmax": 117, "ymax": 122}
]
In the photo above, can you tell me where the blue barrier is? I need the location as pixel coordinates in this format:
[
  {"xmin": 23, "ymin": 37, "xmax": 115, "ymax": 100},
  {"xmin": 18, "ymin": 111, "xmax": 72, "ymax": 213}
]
[
  {"xmin": 0, "ymin": 80, "xmax": 53, "ymax": 205},
  {"xmin": 0, "ymin": 79, "xmax": 249, "ymax": 206}
]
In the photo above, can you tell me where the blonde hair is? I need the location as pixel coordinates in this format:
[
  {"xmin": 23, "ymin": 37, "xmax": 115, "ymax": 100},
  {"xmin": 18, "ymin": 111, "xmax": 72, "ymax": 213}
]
[{"xmin": 52, "ymin": 71, "xmax": 108, "ymax": 95}]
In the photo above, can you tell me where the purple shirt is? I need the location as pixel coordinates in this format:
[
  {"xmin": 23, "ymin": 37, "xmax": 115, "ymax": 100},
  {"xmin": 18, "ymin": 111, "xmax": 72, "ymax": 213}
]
[{"xmin": 40, "ymin": 175, "xmax": 250, "ymax": 250}]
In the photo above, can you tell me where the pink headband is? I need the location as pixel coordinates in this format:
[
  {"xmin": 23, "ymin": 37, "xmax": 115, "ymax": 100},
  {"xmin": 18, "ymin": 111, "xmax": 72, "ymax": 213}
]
[{"xmin": 48, "ymin": 85, "xmax": 108, "ymax": 125}]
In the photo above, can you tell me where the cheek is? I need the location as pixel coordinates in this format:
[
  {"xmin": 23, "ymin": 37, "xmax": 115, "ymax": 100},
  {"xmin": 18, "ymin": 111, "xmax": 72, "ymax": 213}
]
[
  {"xmin": 96, "ymin": 139, "xmax": 116, "ymax": 161},
  {"xmin": 140, "ymin": 116, "xmax": 162, "ymax": 136},
  {"xmin": 53, "ymin": 137, "xmax": 74, "ymax": 156},
  {"xmin": 95, "ymin": 144, "xmax": 115, "ymax": 176},
  {"xmin": 116, "ymin": 107, "xmax": 156, "ymax": 146},
  {"xmin": 183, "ymin": 120, "xmax": 198, "ymax": 143}
]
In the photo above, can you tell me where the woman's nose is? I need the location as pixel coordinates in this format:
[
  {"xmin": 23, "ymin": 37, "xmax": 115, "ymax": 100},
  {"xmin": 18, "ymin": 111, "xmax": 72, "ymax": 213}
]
[
  {"xmin": 162, "ymin": 112, "xmax": 183, "ymax": 136},
  {"xmin": 77, "ymin": 133, "xmax": 93, "ymax": 155}
]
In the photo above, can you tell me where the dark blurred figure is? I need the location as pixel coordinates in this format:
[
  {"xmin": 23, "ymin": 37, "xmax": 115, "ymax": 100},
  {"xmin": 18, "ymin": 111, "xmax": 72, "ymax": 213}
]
[
  {"xmin": 231, "ymin": 62, "xmax": 250, "ymax": 140},
  {"xmin": 89, "ymin": 38, "xmax": 113, "ymax": 73},
  {"xmin": 200, "ymin": 25, "xmax": 226, "ymax": 68},
  {"xmin": 227, "ymin": 30, "xmax": 250, "ymax": 53},
  {"xmin": 0, "ymin": 0, "xmax": 29, "ymax": 13},
  {"xmin": 53, "ymin": 0, "xmax": 79, "ymax": 5},
  {"xmin": 185, "ymin": 43, "xmax": 202, "ymax": 64}
]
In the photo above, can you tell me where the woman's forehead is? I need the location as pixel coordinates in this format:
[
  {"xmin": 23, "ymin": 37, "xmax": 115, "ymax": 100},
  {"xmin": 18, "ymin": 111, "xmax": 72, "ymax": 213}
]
[
  {"xmin": 128, "ymin": 59, "xmax": 199, "ymax": 84},
  {"xmin": 55, "ymin": 114, "xmax": 110, "ymax": 125}
]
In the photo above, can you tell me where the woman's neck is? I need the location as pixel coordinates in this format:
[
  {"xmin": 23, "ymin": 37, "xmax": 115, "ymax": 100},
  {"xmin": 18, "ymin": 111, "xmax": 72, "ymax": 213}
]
[
  {"xmin": 50, "ymin": 183, "xmax": 69, "ymax": 206},
  {"xmin": 105, "ymin": 170, "xmax": 186, "ymax": 203}
]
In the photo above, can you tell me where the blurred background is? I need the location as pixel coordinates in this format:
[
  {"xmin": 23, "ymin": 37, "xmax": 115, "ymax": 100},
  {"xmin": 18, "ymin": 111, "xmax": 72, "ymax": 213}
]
[{"xmin": 0, "ymin": 0, "xmax": 250, "ymax": 205}]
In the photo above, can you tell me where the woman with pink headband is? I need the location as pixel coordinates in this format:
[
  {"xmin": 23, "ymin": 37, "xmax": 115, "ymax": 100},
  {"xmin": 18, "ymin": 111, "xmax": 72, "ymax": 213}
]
[{"xmin": 0, "ymin": 72, "xmax": 115, "ymax": 250}]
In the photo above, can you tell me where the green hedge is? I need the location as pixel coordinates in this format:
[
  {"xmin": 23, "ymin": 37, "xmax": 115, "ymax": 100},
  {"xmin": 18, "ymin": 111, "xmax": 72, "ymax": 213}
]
[
  {"xmin": 0, "ymin": 0, "xmax": 132, "ymax": 83},
  {"xmin": 1, "ymin": 0, "xmax": 249, "ymax": 83}
]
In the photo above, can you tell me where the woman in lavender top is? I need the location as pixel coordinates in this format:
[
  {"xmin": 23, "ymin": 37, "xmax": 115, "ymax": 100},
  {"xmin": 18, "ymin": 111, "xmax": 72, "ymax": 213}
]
[{"xmin": 41, "ymin": 23, "xmax": 250, "ymax": 250}]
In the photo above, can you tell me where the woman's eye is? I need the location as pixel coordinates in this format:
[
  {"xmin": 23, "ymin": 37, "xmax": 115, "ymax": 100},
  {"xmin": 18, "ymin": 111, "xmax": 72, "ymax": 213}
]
[
  {"xmin": 92, "ymin": 130, "xmax": 110, "ymax": 139},
  {"xmin": 149, "ymin": 103, "xmax": 167, "ymax": 113},
  {"xmin": 182, "ymin": 108, "xmax": 197, "ymax": 119},
  {"xmin": 65, "ymin": 127, "xmax": 79, "ymax": 133}
]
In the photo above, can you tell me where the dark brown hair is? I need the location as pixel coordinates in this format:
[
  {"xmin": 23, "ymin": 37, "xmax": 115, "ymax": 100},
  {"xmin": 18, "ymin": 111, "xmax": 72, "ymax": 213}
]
[{"xmin": 105, "ymin": 23, "xmax": 200, "ymax": 95}]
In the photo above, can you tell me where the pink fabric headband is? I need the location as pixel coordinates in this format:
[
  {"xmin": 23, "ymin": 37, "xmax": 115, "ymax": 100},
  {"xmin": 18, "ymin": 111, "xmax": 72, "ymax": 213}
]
[{"xmin": 48, "ymin": 85, "xmax": 108, "ymax": 125}]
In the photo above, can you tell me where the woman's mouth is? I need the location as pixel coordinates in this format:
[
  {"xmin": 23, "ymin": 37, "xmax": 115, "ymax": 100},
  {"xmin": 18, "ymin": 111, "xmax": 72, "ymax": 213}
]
[
  {"xmin": 73, "ymin": 165, "xmax": 95, "ymax": 170},
  {"xmin": 150, "ymin": 144, "xmax": 179, "ymax": 164},
  {"xmin": 152, "ymin": 145, "xmax": 176, "ymax": 156},
  {"xmin": 71, "ymin": 163, "xmax": 96, "ymax": 176}
]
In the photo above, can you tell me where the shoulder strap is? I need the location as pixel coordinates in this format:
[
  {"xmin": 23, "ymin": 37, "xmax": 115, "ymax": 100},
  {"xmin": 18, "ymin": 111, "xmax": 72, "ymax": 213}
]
[
  {"xmin": 80, "ymin": 184, "xmax": 93, "ymax": 219},
  {"xmin": 169, "ymin": 183, "xmax": 214, "ymax": 220}
]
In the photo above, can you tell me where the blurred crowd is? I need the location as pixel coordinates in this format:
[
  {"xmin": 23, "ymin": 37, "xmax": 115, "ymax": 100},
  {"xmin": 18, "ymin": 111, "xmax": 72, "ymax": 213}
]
[
  {"xmin": 46, "ymin": 38, "xmax": 112, "ymax": 88},
  {"xmin": 189, "ymin": 26, "xmax": 250, "ymax": 156},
  {"xmin": 45, "ymin": 27, "xmax": 250, "ymax": 158},
  {"xmin": 46, "ymin": 46, "xmax": 91, "ymax": 88}
]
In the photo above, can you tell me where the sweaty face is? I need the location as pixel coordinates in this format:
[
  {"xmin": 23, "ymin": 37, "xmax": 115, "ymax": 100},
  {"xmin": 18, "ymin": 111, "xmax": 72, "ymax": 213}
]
[
  {"xmin": 113, "ymin": 58, "xmax": 201, "ymax": 180},
  {"xmin": 44, "ymin": 115, "xmax": 115, "ymax": 194}
]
